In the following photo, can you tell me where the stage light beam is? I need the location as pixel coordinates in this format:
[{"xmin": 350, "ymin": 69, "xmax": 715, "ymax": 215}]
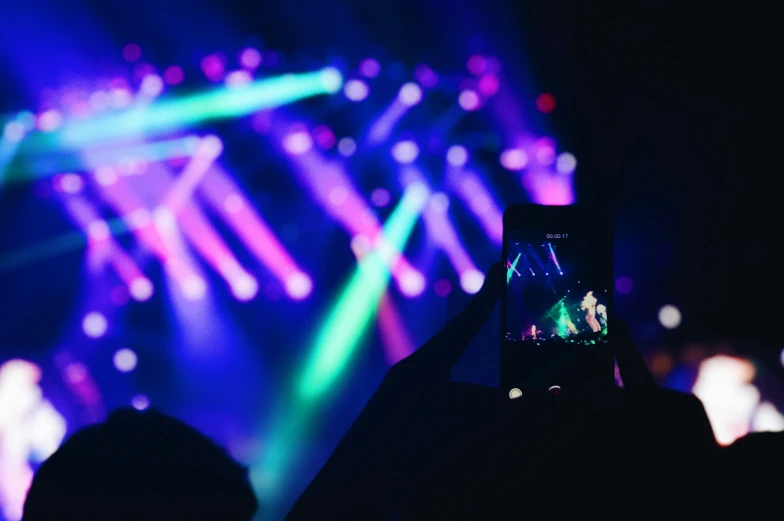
[{"xmin": 297, "ymin": 182, "xmax": 429, "ymax": 401}]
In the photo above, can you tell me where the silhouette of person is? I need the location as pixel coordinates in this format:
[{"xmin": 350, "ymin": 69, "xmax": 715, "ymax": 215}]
[
  {"xmin": 286, "ymin": 263, "xmax": 718, "ymax": 520},
  {"xmin": 22, "ymin": 408, "xmax": 258, "ymax": 521}
]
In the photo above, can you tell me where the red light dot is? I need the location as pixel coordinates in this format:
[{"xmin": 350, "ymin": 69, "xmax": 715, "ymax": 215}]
[{"xmin": 535, "ymin": 93, "xmax": 556, "ymax": 114}]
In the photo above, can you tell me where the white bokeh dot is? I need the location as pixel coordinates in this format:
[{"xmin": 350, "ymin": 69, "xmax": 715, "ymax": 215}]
[
  {"xmin": 82, "ymin": 312, "xmax": 108, "ymax": 338},
  {"xmin": 285, "ymin": 273, "xmax": 312, "ymax": 300},
  {"xmin": 113, "ymin": 348, "xmax": 138, "ymax": 373},
  {"xmin": 658, "ymin": 305, "xmax": 682, "ymax": 329},
  {"xmin": 446, "ymin": 145, "xmax": 469, "ymax": 167},
  {"xmin": 460, "ymin": 269, "xmax": 485, "ymax": 294},
  {"xmin": 399, "ymin": 270, "xmax": 426, "ymax": 297}
]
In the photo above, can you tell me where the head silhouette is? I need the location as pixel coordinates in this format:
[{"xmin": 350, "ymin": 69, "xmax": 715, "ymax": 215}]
[{"xmin": 23, "ymin": 407, "xmax": 258, "ymax": 521}]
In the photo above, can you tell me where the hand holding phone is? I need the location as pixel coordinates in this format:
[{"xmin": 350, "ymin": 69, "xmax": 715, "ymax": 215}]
[{"xmin": 501, "ymin": 204, "xmax": 614, "ymax": 393}]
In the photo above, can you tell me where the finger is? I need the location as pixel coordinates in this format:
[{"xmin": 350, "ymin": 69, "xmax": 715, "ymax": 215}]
[
  {"xmin": 399, "ymin": 262, "xmax": 504, "ymax": 380},
  {"xmin": 613, "ymin": 321, "xmax": 656, "ymax": 391}
]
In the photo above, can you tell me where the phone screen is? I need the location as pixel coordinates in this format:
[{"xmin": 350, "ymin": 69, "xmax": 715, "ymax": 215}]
[{"xmin": 504, "ymin": 229, "xmax": 610, "ymax": 347}]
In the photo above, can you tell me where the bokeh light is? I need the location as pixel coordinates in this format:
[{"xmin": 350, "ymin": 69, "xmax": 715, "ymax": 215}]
[
  {"xmin": 129, "ymin": 278, "xmax": 154, "ymax": 301},
  {"xmin": 163, "ymin": 65, "xmax": 185, "ymax": 85},
  {"xmin": 82, "ymin": 312, "xmax": 108, "ymax": 338},
  {"xmin": 535, "ymin": 92, "xmax": 556, "ymax": 113},
  {"xmin": 122, "ymin": 43, "xmax": 142, "ymax": 62},
  {"xmin": 433, "ymin": 278, "xmax": 452, "ymax": 297},
  {"xmin": 285, "ymin": 273, "xmax": 313, "ymax": 300},
  {"xmin": 658, "ymin": 305, "xmax": 682, "ymax": 329},
  {"xmin": 337, "ymin": 137, "xmax": 357, "ymax": 157},
  {"xmin": 283, "ymin": 130, "xmax": 313, "ymax": 155},
  {"xmin": 458, "ymin": 90, "xmax": 481, "ymax": 111},
  {"xmin": 370, "ymin": 188, "xmax": 391, "ymax": 207},
  {"xmin": 460, "ymin": 269, "xmax": 485, "ymax": 294},
  {"xmin": 556, "ymin": 152, "xmax": 578, "ymax": 174},
  {"xmin": 391, "ymin": 140, "xmax": 419, "ymax": 164},
  {"xmin": 398, "ymin": 82, "xmax": 422, "ymax": 106},
  {"xmin": 239, "ymin": 47, "xmax": 262, "ymax": 69},
  {"xmin": 446, "ymin": 145, "xmax": 469, "ymax": 167},
  {"xmin": 615, "ymin": 276, "xmax": 634, "ymax": 295},
  {"xmin": 131, "ymin": 394, "xmax": 150, "ymax": 410},
  {"xmin": 359, "ymin": 58, "xmax": 381, "ymax": 78},
  {"xmin": 500, "ymin": 148, "xmax": 529, "ymax": 171},
  {"xmin": 344, "ymin": 79, "xmax": 369, "ymax": 101},
  {"xmin": 113, "ymin": 348, "xmax": 138, "ymax": 373}
]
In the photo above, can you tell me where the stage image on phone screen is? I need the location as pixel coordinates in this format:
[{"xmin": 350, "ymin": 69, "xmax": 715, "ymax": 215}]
[{"xmin": 505, "ymin": 230, "xmax": 609, "ymax": 346}]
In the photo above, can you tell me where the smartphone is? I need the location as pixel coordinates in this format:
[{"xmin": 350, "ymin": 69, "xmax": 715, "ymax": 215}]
[{"xmin": 500, "ymin": 204, "xmax": 614, "ymax": 392}]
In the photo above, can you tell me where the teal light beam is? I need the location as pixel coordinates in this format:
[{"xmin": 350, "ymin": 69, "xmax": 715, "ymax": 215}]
[
  {"xmin": 507, "ymin": 253, "xmax": 521, "ymax": 284},
  {"xmin": 297, "ymin": 182, "xmax": 430, "ymax": 402},
  {"xmin": 252, "ymin": 183, "xmax": 429, "ymax": 504},
  {"xmin": 0, "ymin": 217, "xmax": 129, "ymax": 273},
  {"xmin": 21, "ymin": 68, "xmax": 343, "ymax": 153}
]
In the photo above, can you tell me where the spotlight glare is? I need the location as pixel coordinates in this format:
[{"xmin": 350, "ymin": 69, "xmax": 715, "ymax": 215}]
[
  {"xmin": 113, "ymin": 348, "xmax": 138, "ymax": 373},
  {"xmin": 129, "ymin": 278, "xmax": 154, "ymax": 301},
  {"xmin": 82, "ymin": 312, "xmax": 108, "ymax": 338},
  {"xmin": 446, "ymin": 145, "xmax": 469, "ymax": 167},
  {"xmin": 398, "ymin": 82, "xmax": 422, "ymax": 106},
  {"xmin": 286, "ymin": 273, "xmax": 313, "ymax": 300},
  {"xmin": 658, "ymin": 305, "xmax": 682, "ymax": 329},
  {"xmin": 344, "ymin": 79, "xmax": 369, "ymax": 101},
  {"xmin": 391, "ymin": 140, "xmax": 419, "ymax": 164},
  {"xmin": 460, "ymin": 269, "xmax": 485, "ymax": 294}
]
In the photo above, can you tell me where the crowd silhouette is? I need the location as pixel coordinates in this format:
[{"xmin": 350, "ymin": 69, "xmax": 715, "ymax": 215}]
[{"xmin": 17, "ymin": 263, "xmax": 783, "ymax": 520}]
